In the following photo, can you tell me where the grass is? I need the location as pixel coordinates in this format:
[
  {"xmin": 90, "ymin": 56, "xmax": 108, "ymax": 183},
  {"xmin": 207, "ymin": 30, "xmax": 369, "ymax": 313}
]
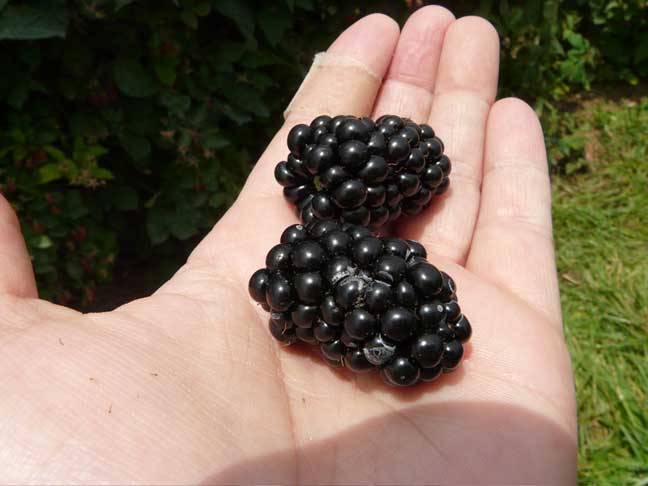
[{"xmin": 551, "ymin": 96, "xmax": 648, "ymax": 484}]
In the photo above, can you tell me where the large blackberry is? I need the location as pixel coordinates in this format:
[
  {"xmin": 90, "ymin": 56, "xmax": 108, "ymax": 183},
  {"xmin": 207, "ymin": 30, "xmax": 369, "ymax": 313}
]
[
  {"xmin": 275, "ymin": 115, "xmax": 451, "ymax": 229},
  {"xmin": 248, "ymin": 221, "xmax": 471, "ymax": 387}
]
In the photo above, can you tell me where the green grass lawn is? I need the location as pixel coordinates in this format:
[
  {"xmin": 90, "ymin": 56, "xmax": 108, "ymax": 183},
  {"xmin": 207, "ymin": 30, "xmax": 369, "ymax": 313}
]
[{"xmin": 551, "ymin": 97, "xmax": 648, "ymax": 484}]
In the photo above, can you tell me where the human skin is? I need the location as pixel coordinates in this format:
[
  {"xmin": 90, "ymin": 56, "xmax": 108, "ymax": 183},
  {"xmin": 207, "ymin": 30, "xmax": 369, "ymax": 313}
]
[{"xmin": 0, "ymin": 7, "xmax": 577, "ymax": 485}]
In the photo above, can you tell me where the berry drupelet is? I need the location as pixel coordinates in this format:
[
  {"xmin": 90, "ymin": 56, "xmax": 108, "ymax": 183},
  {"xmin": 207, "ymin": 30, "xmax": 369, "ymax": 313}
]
[
  {"xmin": 248, "ymin": 220, "xmax": 471, "ymax": 387},
  {"xmin": 275, "ymin": 115, "xmax": 451, "ymax": 229}
]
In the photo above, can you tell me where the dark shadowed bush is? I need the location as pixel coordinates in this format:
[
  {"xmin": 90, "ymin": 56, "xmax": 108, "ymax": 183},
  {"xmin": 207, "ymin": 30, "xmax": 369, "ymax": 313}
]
[{"xmin": 0, "ymin": 0, "xmax": 644, "ymax": 305}]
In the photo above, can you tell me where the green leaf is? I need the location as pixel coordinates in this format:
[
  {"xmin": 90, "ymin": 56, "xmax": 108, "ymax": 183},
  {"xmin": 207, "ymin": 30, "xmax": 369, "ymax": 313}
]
[
  {"xmin": 0, "ymin": 3, "xmax": 68, "ymax": 40},
  {"xmin": 121, "ymin": 133, "xmax": 151, "ymax": 160},
  {"xmin": 115, "ymin": 0, "xmax": 136, "ymax": 11},
  {"xmin": 258, "ymin": 9, "xmax": 291, "ymax": 45},
  {"xmin": 154, "ymin": 62, "xmax": 176, "ymax": 86},
  {"xmin": 169, "ymin": 212, "xmax": 197, "ymax": 240},
  {"xmin": 112, "ymin": 186, "xmax": 139, "ymax": 210},
  {"xmin": 160, "ymin": 91, "xmax": 191, "ymax": 114},
  {"xmin": 65, "ymin": 260, "xmax": 83, "ymax": 281},
  {"xmin": 209, "ymin": 193, "xmax": 225, "ymax": 208},
  {"xmin": 113, "ymin": 57, "xmax": 157, "ymax": 98},
  {"xmin": 147, "ymin": 208, "xmax": 169, "ymax": 245},
  {"xmin": 0, "ymin": 1, "xmax": 9, "ymax": 11},
  {"xmin": 7, "ymin": 81, "xmax": 30, "ymax": 108},
  {"xmin": 64, "ymin": 191, "xmax": 88, "ymax": 219},
  {"xmin": 181, "ymin": 10, "xmax": 198, "ymax": 29},
  {"xmin": 192, "ymin": 192, "xmax": 208, "ymax": 207},
  {"xmin": 92, "ymin": 167, "xmax": 114, "ymax": 180},
  {"xmin": 193, "ymin": 2, "xmax": 211, "ymax": 16},
  {"xmin": 213, "ymin": 0, "xmax": 255, "ymax": 42},
  {"xmin": 37, "ymin": 163, "xmax": 62, "ymax": 183},
  {"xmin": 202, "ymin": 132, "xmax": 229, "ymax": 149},
  {"xmin": 30, "ymin": 234, "xmax": 53, "ymax": 249},
  {"xmin": 222, "ymin": 104, "xmax": 252, "ymax": 124},
  {"xmin": 294, "ymin": 0, "xmax": 313, "ymax": 9}
]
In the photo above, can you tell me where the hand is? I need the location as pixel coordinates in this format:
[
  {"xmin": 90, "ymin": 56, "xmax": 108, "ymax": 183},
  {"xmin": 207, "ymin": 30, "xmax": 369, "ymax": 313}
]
[{"xmin": 0, "ymin": 7, "xmax": 576, "ymax": 484}]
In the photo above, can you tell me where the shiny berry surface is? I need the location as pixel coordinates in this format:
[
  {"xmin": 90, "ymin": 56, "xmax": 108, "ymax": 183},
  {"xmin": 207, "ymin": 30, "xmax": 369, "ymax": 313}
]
[
  {"xmin": 383, "ymin": 357, "xmax": 420, "ymax": 386},
  {"xmin": 249, "ymin": 221, "xmax": 471, "ymax": 387},
  {"xmin": 275, "ymin": 115, "xmax": 451, "ymax": 228}
]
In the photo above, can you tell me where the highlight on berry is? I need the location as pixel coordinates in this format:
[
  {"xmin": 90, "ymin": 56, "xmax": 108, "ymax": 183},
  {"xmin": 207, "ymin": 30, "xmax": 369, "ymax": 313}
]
[
  {"xmin": 248, "ymin": 220, "xmax": 471, "ymax": 387},
  {"xmin": 274, "ymin": 115, "xmax": 451, "ymax": 229}
]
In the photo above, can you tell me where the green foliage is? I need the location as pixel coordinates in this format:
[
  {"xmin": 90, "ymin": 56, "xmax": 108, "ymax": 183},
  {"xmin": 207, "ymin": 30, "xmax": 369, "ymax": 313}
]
[
  {"xmin": 0, "ymin": 0, "xmax": 644, "ymax": 306},
  {"xmin": 0, "ymin": 0, "xmax": 336, "ymax": 305},
  {"xmin": 553, "ymin": 97, "xmax": 648, "ymax": 484}
]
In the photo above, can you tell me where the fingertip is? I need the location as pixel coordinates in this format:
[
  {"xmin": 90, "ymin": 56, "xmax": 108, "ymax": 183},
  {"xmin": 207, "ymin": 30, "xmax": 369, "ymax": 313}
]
[
  {"xmin": 437, "ymin": 15, "xmax": 500, "ymax": 100},
  {"xmin": 328, "ymin": 13, "xmax": 400, "ymax": 76},
  {"xmin": 487, "ymin": 97, "xmax": 547, "ymax": 171},
  {"xmin": 0, "ymin": 192, "xmax": 21, "ymax": 230},
  {"xmin": 491, "ymin": 97, "xmax": 536, "ymax": 118},
  {"xmin": 452, "ymin": 15, "xmax": 499, "ymax": 44},
  {"xmin": 386, "ymin": 4, "xmax": 455, "ymax": 89},
  {"xmin": 0, "ymin": 192, "xmax": 38, "ymax": 299},
  {"xmin": 407, "ymin": 4, "xmax": 456, "ymax": 26}
]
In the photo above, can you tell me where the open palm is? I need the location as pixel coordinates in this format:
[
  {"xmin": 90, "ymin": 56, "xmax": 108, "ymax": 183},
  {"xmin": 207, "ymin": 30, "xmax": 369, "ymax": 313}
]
[{"xmin": 0, "ymin": 7, "xmax": 576, "ymax": 485}]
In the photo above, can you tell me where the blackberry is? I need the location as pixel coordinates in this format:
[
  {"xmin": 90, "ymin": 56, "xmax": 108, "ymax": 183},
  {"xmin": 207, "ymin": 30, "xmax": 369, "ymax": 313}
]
[
  {"xmin": 275, "ymin": 115, "xmax": 451, "ymax": 228},
  {"xmin": 248, "ymin": 221, "xmax": 470, "ymax": 387}
]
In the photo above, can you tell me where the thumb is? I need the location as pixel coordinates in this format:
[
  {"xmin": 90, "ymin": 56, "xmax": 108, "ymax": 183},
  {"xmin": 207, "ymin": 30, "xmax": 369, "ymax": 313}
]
[{"xmin": 0, "ymin": 194, "xmax": 37, "ymax": 298}]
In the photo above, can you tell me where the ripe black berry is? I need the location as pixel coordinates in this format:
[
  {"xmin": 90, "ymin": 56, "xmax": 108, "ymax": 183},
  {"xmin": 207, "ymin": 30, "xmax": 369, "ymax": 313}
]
[
  {"xmin": 374, "ymin": 255, "xmax": 406, "ymax": 283},
  {"xmin": 339, "ymin": 140, "xmax": 369, "ymax": 170},
  {"xmin": 342, "ymin": 206, "xmax": 370, "ymax": 226},
  {"xmin": 276, "ymin": 115, "xmax": 451, "ymax": 228},
  {"xmin": 266, "ymin": 244, "xmax": 292, "ymax": 271},
  {"xmin": 294, "ymin": 272, "xmax": 323, "ymax": 304},
  {"xmin": 335, "ymin": 276, "xmax": 366, "ymax": 310},
  {"xmin": 381, "ymin": 307, "xmax": 416, "ymax": 342},
  {"xmin": 441, "ymin": 340, "xmax": 464, "ymax": 371},
  {"xmin": 353, "ymin": 236, "xmax": 382, "ymax": 267},
  {"xmin": 321, "ymin": 230, "xmax": 351, "ymax": 255},
  {"xmin": 395, "ymin": 281, "xmax": 417, "ymax": 307},
  {"xmin": 344, "ymin": 309, "xmax": 377, "ymax": 340},
  {"xmin": 305, "ymin": 145, "xmax": 335, "ymax": 175},
  {"xmin": 444, "ymin": 300, "xmax": 461, "ymax": 323},
  {"xmin": 266, "ymin": 277, "xmax": 293, "ymax": 311},
  {"xmin": 269, "ymin": 320, "xmax": 297, "ymax": 345},
  {"xmin": 292, "ymin": 304, "xmax": 319, "ymax": 328},
  {"xmin": 250, "ymin": 222, "xmax": 471, "ymax": 387},
  {"xmin": 336, "ymin": 118, "xmax": 370, "ymax": 142},
  {"xmin": 320, "ymin": 295, "xmax": 344, "ymax": 325},
  {"xmin": 281, "ymin": 224, "xmax": 307, "ymax": 244},
  {"xmin": 287, "ymin": 124, "xmax": 312, "ymax": 157},
  {"xmin": 411, "ymin": 333, "xmax": 444, "ymax": 368},
  {"xmin": 419, "ymin": 365, "xmax": 442, "ymax": 382},
  {"xmin": 345, "ymin": 348, "xmax": 373, "ymax": 372},
  {"xmin": 296, "ymin": 326, "xmax": 317, "ymax": 344},
  {"xmin": 332, "ymin": 179, "xmax": 367, "ymax": 209},
  {"xmin": 292, "ymin": 241, "xmax": 325, "ymax": 270},
  {"xmin": 321, "ymin": 339, "xmax": 346, "ymax": 361},
  {"xmin": 312, "ymin": 193, "xmax": 336, "ymax": 220},
  {"xmin": 408, "ymin": 262, "xmax": 442, "ymax": 298},
  {"xmin": 248, "ymin": 269, "xmax": 269, "ymax": 303},
  {"xmin": 383, "ymin": 356, "xmax": 420, "ymax": 386},
  {"xmin": 358, "ymin": 155, "xmax": 389, "ymax": 184},
  {"xmin": 418, "ymin": 302, "xmax": 446, "ymax": 327},
  {"xmin": 452, "ymin": 314, "xmax": 472, "ymax": 343},
  {"xmin": 314, "ymin": 320, "xmax": 338, "ymax": 342},
  {"xmin": 364, "ymin": 281, "xmax": 392, "ymax": 313}
]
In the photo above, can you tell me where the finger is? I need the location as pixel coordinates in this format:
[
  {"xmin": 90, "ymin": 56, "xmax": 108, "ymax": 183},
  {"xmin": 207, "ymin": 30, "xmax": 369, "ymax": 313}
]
[
  {"xmin": 0, "ymin": 194, "xmax": 37, "ymax": 298},
  {"xmin": 397, "ymin": 17, "xmax": 500, "ymax": 263},
  {"xmin": 192, "ymin": 14, "xmax": 399, "ymax": 265},
  {"xmin": 372, "ymin": 5, "xmax": 455, "ymax": 122},
  {"xmin": 466, "ymin": 98, "xmax": 561, "ymax": 326}
]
